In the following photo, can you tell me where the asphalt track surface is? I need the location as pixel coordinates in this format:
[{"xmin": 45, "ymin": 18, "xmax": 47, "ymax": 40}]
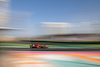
[
  {"xmin": 0, "ymin": 47, "xmax": 100, "ymax": 51},
  {"xmin": 1, "ymin": 42, "xmax": 100, "ymax": 51}
]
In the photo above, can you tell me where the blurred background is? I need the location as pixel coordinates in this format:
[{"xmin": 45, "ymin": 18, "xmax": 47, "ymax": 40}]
[
  {"xmin": 0, "ymin": 0, "xmax": 100, "ymax": 42},
  {"xmin": 0, "ymin": 0, "xmax": 100, "ymax": 67}
]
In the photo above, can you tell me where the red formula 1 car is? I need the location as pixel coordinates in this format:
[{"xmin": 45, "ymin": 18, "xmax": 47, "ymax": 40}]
[{"xmin": 30, "ymin": 44, "xmax": 48, "ymax": 48}]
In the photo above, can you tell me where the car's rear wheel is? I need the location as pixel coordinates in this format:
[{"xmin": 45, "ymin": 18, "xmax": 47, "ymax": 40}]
[{"xmin": 30, "ymin": 44, "xmax": 33, "ymax": 48}]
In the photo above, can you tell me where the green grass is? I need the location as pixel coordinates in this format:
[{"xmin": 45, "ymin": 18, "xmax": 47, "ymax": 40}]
[
  {"xmin": 47, "ymin": 45, "xmax": 100, "ymax": 47},
  {"xmin": 0, "ymin": 43, "xmax": 29, "ymax": 47},
  {"xmin": 0, "ymin": 43, "xmax": 100, "ymax": 48}
]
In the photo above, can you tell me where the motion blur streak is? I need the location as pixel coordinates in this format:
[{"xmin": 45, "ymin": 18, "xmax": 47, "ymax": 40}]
[
  {"xmin": 0, "ymin": 0, "xmax": 100, "ymax": 67},
  {"xmin": 0, "ymin": 51, "xmax": 100, "ymax": 67}
]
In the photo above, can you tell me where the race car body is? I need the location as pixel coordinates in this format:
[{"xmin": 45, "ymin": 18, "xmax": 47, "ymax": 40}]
[{"xmin": 30, "ymin": 44, "xmax": 48, "ymax": 48}]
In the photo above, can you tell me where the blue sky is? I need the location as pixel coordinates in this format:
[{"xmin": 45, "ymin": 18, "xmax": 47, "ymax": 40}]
[{"xmin": 8, "ymin": 0, "xmax": 100, "ymax": 37}]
